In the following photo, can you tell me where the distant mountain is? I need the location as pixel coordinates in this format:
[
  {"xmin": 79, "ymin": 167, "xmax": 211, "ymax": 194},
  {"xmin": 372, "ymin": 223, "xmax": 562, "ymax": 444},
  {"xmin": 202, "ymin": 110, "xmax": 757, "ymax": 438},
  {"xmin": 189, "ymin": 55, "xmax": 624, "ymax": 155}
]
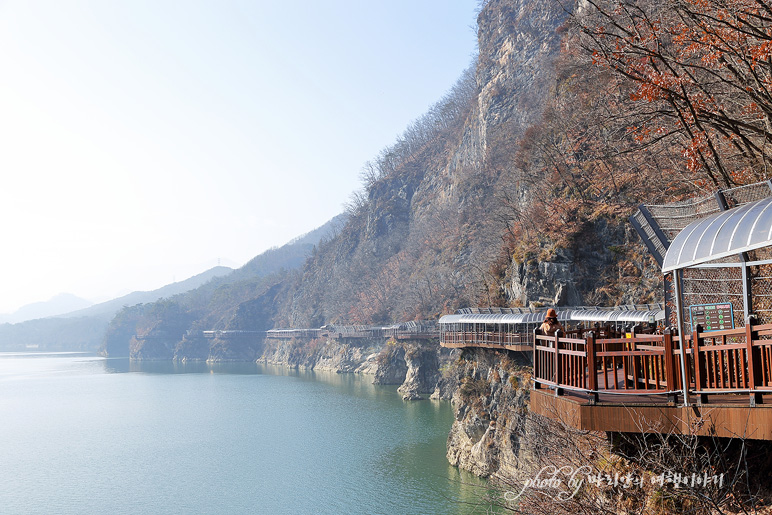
[
  {"xmin": 236, "ymin": 213, "xmax": 347, "ymax": 279},
  {"xmin": 61, "ymin": 266, "xmax": 234, "ymax": 319},
  {"xmin": 0, "ymin": 293, "xmax": 94, "ymax": 324},
  {"xmin": 0, "ymin": 214, "xmax": 345, "ymax": 353},
  {"xmin": 0, "ymin": 266, "xmax": 231, "ymax": 352},
  {"xmin": 102, "ymin": 214, "xmax": 347, "ymax": 358}
]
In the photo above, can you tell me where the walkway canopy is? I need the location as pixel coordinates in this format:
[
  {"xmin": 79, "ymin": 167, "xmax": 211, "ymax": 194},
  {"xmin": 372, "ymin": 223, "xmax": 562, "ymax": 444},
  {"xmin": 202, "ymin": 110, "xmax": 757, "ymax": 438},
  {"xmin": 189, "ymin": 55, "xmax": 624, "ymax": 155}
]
[
  {"xmin": 568, "ymin": 309, "xmax": 663, "ymax": 323},
  {"xmin": 439, "ymin": 307, "xmax": 663, "ymax": 327},
  {"xmin": 663, "ymin": 196, "xmax": 772, "ymax": 273},
  {"xmin": 438, "ymin": 312, "xmax": 569, "ymax": 325}
]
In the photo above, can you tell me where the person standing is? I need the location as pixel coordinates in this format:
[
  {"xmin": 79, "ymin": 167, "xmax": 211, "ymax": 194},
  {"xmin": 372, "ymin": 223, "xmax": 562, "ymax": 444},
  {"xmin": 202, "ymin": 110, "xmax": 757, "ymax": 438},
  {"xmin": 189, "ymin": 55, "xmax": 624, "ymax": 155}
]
[{"xmin": 539, "ymin": 308, "xmax": 564, "ymax": 336}]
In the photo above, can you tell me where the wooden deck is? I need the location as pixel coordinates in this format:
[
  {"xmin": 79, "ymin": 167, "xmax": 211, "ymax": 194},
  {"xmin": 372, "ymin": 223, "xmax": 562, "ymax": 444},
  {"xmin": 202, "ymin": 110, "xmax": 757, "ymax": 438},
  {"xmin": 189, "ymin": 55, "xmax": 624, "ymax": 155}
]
[
  {"xmin": 441, "ymin": 330, "xmax": 533, "ymax": 350},
  {"xmin": 529, "ymin": 323, "xmax": 772, "ymax": 439},
  {"xmin": 441, "ymin": 340, "xmax": 532, "ymax": 352},
  {"xmin": 531, "ymin": 388, "xmax": 772, "ymax": 440},
  {"xmin": 440, "ymin": 322, "xmax": 772, "ymax": 439}
]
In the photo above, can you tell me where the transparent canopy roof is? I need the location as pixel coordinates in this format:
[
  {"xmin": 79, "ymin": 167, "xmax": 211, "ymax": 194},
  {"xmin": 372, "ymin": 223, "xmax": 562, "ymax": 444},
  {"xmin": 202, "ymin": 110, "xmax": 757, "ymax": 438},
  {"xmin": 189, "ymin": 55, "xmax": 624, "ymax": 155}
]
[
  {"xmin": 439, "ymin": 308, "xmax": 663, "ymax": 326},
  {"xmin": 662, "ymin": 196, "xmax": 772, "ymax": 272}
]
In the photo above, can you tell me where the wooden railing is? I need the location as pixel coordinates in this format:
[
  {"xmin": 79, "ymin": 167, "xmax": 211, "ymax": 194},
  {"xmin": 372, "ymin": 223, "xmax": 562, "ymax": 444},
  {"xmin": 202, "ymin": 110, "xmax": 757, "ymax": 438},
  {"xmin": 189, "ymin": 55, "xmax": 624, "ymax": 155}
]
[
  {"xmin": 392, "ymin": 331, "xmax": 440, "ymax": 340},
  {"xmin": 534, "ymin": 322, "xmax": 772, "ymax": 405},
  {"xmin": 533, "ymin": 331, "xmax": 683, "ymax": 403},
  {"xmin": 692, "ymin": 323, "xmax": 772, "ymax": 404},
  {"xmin": 441, "ymin": 330, "xmax": 533, "ymax": 347},
  {"xmin": 441, "ymin": 324, "xmax": 640, "ymax": 349}
]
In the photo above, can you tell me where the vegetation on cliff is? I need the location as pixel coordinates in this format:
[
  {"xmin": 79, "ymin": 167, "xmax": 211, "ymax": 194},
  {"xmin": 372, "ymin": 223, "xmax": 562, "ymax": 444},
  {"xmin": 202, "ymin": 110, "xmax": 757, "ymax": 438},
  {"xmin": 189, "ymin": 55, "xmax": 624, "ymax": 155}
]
[
  {"xmin": 270, "ymin": 0, "xmax": 768, "ymax": 326},
  {"xmin": 102, "ymin": 216, "xmax": 344, "ymax": 357}
]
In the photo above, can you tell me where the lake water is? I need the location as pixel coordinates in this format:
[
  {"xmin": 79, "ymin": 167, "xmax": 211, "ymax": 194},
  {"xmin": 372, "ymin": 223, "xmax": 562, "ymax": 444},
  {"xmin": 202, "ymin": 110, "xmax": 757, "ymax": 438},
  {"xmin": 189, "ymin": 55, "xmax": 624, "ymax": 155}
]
[{"xmin": 0, "ymin": 352, "xmax": 501, "ymax": 514}]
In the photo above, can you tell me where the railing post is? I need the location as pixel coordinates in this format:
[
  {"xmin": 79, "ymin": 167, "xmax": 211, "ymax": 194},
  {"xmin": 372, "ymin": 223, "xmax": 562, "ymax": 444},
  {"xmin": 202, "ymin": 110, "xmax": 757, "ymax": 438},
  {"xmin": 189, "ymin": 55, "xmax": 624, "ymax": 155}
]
[
  {"xmin": 630, "ymin": 324, "xmax": 641, "ymax": 388},
  {"xmin": 663, "ymin": 329, "xmax": 677, "ymax": 404},
  {"xmin": 693, "ymin": 324, "xmax": 707, "ymax": 405},
  {"xmin": 533, "ymin": 328, "xmax": 541, "ymax": 390},
  {"xmin": 554, "ymin": 332, "xmax": 563, "ymax": 396},
  {"xmin": 586, "ymin": 331, "xmax": 598, "ymax": 405},
  {"xmin": 746, "ymin": 317, "xmax": 762, "ymax": 406}
]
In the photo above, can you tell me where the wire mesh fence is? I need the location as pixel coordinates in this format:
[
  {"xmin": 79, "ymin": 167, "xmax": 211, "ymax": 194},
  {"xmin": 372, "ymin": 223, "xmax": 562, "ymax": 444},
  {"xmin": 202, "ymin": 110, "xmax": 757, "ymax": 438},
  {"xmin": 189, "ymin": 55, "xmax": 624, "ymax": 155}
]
[
  {"xmin": 647, "ymin": 193, "xmax": 720, "ymax": 240},
  {"xmin": 651, "ymin": 180, "xmax": 772, "ymax": 329},
  {"xmin": 752, "ymin": 264, "xmax": 772, "ymax": 325},
  {"xmin": 723, "ymin": 181, "xmax": 772, "ymax": 209},
  {"xmin": 645, "ymin": 180, "xmax": 772, "ymax": 242}
]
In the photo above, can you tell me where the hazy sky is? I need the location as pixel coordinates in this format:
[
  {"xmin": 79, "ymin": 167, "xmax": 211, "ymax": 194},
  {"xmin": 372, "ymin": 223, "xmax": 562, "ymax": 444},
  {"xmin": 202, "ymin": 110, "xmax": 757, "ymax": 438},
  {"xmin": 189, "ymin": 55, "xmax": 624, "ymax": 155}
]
[{"xmin": 0, "ymin": 0, "xmax": 479, "ymax": 313}]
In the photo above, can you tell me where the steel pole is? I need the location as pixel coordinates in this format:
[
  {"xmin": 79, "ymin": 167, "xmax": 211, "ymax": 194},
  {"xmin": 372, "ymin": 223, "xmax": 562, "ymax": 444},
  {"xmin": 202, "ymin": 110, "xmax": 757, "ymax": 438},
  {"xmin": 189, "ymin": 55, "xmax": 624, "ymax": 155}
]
[{"xmin": 672, "ymin": 270, "xmax": 691, "ymax": 406}]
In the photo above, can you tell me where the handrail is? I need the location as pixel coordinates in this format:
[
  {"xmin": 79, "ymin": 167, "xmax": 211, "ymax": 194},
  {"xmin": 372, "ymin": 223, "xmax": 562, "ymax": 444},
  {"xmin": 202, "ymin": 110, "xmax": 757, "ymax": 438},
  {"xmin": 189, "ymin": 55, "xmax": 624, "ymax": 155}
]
[
  {"xmin": 444, "ymin": 322, "xmax": 772, "ymax": 405},
  {"xmin": 578, "ymin": 323, "xmax": 769, "ymax": 403}
]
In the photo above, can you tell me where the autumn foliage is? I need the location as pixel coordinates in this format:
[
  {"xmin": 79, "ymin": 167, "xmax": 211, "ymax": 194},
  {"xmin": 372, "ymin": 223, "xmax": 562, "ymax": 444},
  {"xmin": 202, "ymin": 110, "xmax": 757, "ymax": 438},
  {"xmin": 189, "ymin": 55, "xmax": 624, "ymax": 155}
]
[{"xmin": 579, "ymin": 0, "xmax": 772, "ymax": 187}]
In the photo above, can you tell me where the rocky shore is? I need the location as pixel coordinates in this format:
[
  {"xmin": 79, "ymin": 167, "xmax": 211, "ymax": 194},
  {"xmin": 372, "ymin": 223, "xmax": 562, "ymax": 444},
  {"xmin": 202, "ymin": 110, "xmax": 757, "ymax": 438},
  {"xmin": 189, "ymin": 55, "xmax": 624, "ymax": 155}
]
[{"xmin": 260, "ymin": 335, "xmax": 455, "ymax": 401}]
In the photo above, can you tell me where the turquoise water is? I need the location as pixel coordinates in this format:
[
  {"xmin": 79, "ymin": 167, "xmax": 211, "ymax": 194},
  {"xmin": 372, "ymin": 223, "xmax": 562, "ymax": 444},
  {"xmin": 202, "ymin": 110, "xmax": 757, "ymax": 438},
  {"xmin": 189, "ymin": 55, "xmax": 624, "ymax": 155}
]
[{"xmin": 0, "ymin": 353, "xmax": 498, "ymax": 514}]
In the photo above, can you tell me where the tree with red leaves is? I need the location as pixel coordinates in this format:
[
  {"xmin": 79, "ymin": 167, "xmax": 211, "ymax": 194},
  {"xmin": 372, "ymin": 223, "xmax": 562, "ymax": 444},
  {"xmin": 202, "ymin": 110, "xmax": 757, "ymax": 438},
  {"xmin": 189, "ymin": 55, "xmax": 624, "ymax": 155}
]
[{"xmin": 575, "ymin": 0, "xmax": 772, "ymax": 188}]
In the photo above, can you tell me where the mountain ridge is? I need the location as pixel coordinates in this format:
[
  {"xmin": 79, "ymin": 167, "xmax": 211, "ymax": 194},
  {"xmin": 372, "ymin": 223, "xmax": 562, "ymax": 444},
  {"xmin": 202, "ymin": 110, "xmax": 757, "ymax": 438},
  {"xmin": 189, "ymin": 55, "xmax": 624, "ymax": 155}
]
[
  {"xmin": 0, "ymin": 293, "xmax": 94, "ymax": 325},
  {"xmin": 109, "ymin": 0, "xmax": 768, "ymax": 361},
  {"xmin": 59, "ymin": 266, "xmax": 234, "ymax": 320},
  {"xmin": 0, "ymin": 215, "xmax": 344, "ymax": 352}
]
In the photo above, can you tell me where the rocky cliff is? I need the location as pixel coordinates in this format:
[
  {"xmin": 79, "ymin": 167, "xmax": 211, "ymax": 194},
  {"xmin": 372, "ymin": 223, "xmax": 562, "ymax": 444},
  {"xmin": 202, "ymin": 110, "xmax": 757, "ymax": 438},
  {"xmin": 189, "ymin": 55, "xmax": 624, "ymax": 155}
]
[
  {"xmin": 260, "ymin": 335, "xmax": 456, "ymax": 401},
  {"xmin": 443, "ymin": 348, "xmax": 531, "ymax": 478},
  {"xmin": 113, "ymin": 0, "xmax": 662, "ymax": 361}
]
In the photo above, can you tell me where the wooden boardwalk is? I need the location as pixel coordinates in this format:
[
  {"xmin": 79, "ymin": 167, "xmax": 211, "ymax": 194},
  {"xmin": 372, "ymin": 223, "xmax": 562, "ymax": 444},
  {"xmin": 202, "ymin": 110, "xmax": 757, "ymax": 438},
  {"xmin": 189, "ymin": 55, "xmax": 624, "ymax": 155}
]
[
  {"xmin": 440, "ymin": 340, "xmax": 532, "ymax": 352},
  {"xmin": 532, "ymin": 324, "xmax": 772, "ymax": 439},
  {"xmin": 531, "ymin": 389, "xmax": 772, "ymax": 440},
  {"xmin": 441, "ymin": 322, "xmax": 772, "ymax": 440}
]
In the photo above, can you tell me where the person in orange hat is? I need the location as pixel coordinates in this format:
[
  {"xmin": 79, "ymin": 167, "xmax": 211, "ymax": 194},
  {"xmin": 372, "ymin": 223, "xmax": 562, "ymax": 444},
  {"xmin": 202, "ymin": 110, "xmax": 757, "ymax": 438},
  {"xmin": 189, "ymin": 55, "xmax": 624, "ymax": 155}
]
[{"xmin": 539, "ymin": 308, "xmax": 564, "ymax": 336}]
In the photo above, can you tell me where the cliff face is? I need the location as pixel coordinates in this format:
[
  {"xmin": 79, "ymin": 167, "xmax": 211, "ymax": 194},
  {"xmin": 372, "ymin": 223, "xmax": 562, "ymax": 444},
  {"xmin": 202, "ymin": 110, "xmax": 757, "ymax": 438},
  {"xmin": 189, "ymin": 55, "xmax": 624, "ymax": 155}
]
[
  {"xmin": 397, "ymin": 341, "xmax": 442, "ymax": 400},
  {"xmin": 260, "ymin": 336, "xmax": 457, "ymax": 400},
  {"xmin": 506, "ymin": 222, "xmax": 663, "ymax": 307},
  {"xmin": 112, "ymin": 0, "xmax": 662, "ymax": 359},
  {"xmin": 260, "ymin": 337, "xmax": 381, "ymax": 374},
  {"xmin": 260, "ymin": 0, "xmax": 572, "ymax": 329},
  {"xmin": 444, "ymin": 348, "xmax": 532, "ymax": 478}
]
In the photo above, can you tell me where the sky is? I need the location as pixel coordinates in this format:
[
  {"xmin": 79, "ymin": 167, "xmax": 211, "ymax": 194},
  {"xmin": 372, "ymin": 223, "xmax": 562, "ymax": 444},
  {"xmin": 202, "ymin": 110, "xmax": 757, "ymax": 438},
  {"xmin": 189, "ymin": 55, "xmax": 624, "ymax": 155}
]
[{"xmin": 0, "ymin": 0, "xmax": 479, "ymax": 313}]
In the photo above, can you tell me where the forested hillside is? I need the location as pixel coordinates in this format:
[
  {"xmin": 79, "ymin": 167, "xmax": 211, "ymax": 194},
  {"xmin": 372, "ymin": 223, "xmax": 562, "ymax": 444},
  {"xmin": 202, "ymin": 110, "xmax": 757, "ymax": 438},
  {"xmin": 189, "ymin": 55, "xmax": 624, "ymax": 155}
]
[
  {"xmin": 277, "ymin": 0, "xmax": 770, "ymax": 325},
  {"xmin": 0, "ymin": 266, "xmax": 232, "ymax": 352},
  {"xmin": 115, "ymin": 0, "xmax": 771, "ymax": 357},
  {"xmin": 273, "ymin": 0, "xmax": 572, "ymax": 327},
  {"xmin": 101, "ymin": 214, "xmax": 346, "ymax": 357}
]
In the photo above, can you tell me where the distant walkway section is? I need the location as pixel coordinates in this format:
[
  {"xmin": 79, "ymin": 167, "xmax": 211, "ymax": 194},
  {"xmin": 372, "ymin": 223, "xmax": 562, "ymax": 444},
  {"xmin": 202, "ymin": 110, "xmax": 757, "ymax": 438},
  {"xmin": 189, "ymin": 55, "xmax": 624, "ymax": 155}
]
[
  {"xmin": 439, "ymin": 305, "xmax": 664, "ymax": 351},
  {"xmin": 197, "ymin": 321, "xmax": 439, "ymax": 342}
]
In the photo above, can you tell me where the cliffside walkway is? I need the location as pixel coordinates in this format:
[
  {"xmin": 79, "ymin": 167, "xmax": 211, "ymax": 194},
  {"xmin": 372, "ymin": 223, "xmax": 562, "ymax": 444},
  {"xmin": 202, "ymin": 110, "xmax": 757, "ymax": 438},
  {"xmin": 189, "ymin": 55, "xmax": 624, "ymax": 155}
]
[
  {"xmin": 198, "ymin": 322, "xmax": 439, "ymax": 342},
  {"xmin": 438, "ymin": 305, "xmax": 662, "ymax": 352},
  {"xmin": 443, "ymin": 182, "xmax": 772, "ymax": 440},
  {"xmin": 530, "ymin": 324, "xmax": 772, "ymax": 440}
]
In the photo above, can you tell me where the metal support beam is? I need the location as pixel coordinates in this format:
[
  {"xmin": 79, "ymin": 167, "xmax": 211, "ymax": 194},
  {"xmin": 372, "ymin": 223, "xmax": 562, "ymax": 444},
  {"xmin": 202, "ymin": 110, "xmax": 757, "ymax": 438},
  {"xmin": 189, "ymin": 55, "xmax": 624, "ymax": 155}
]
[
  {"xmin": 672, "ymin": 270, "xmax": 691, "ymax": 407},
  {"xmin": 629, "ymin": 214, "xmax": 664, "ymax": 266},
  {"xmin": 629, "ymin": 205, "xmax": 670, "ymax": 267},
  {"xmin": 664, "ymin": 273, "xmax": 673, "ymax": 329},
  {"xmin": 638, "ymin": 204, "xmax": 671, "ymax": 248},
  {"xmin": 715, "ymin": 190, "xmax": 730, "ymax": 211},
  {"xmin": 742, "ymin": 263, "xmax": 753, "ymax": 321}
]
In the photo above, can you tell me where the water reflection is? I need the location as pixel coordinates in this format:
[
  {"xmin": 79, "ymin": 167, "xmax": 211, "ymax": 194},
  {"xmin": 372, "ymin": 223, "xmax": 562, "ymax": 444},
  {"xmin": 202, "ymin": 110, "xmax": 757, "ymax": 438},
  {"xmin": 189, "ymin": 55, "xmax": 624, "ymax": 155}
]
[
  {"xmin": 102, "ymin": 357, "xmax": 131, "ymax": 373},
  {"xmin": 1, "ymin": 351, "xmax": 498, "ymax": 514},
  {"xmin": 0, "ymin": 351, "xmax": 105, "ymax": 381},
  {"xmin": 102, "ymin": 358, "xmax": 263, "ymax": 375}
]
